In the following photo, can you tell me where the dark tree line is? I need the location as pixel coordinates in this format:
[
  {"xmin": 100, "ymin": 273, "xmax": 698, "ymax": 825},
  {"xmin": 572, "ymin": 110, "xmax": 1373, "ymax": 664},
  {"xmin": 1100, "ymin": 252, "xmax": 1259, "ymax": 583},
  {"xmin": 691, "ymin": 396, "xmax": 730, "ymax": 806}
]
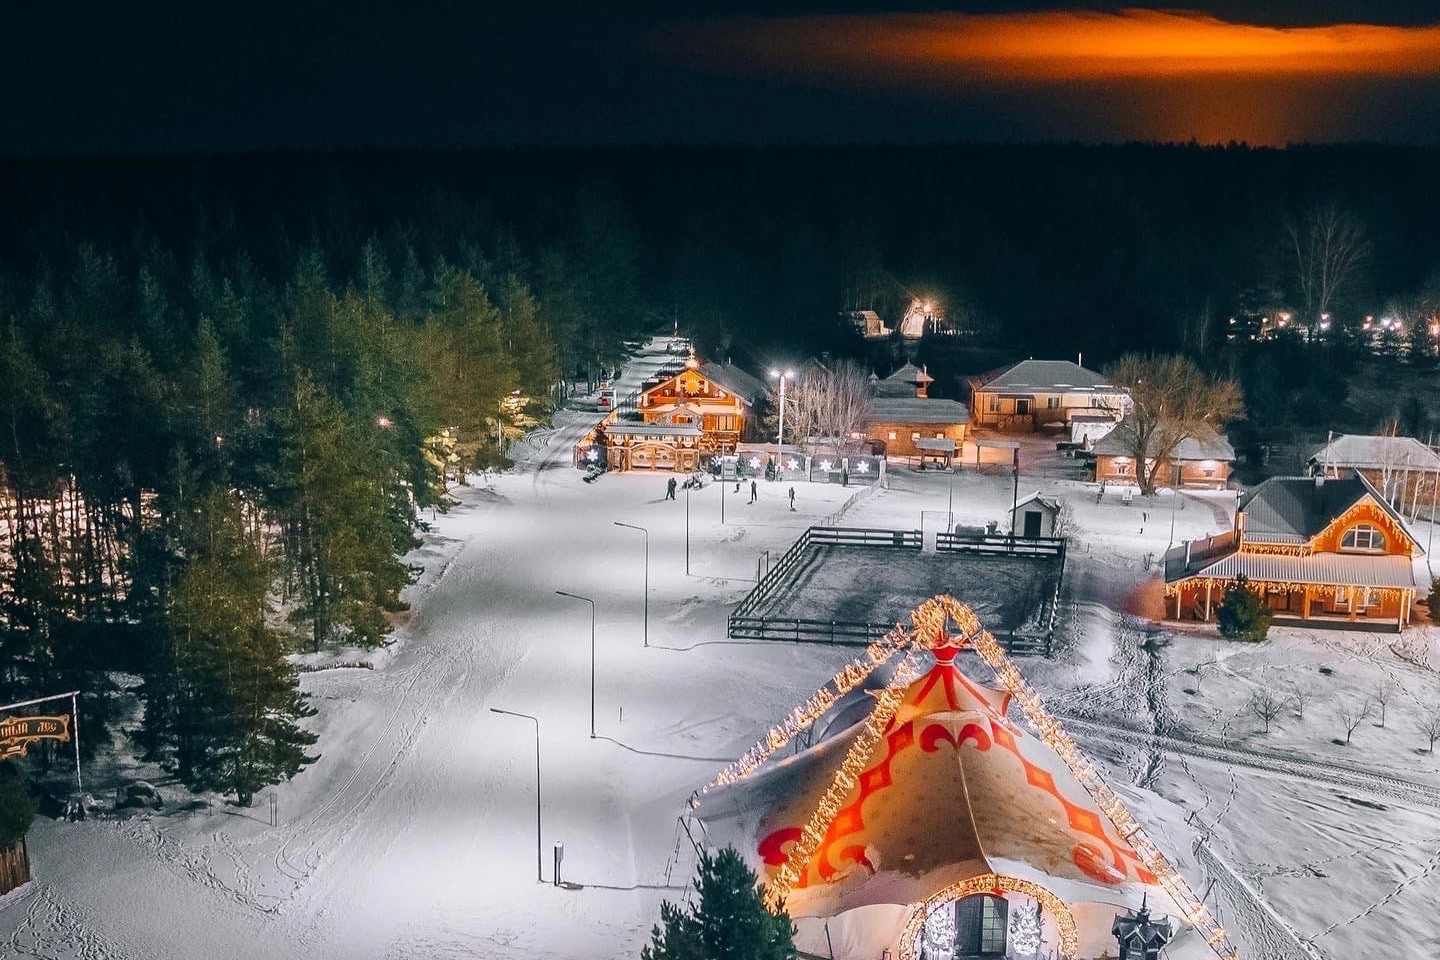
[
  {"xmin": 0, "ymin": 198, "xmax": 646, "ymax": 803},
  {"xmin": 3, "ymin": 142, "xmax": 1440, "ymax": 799}
]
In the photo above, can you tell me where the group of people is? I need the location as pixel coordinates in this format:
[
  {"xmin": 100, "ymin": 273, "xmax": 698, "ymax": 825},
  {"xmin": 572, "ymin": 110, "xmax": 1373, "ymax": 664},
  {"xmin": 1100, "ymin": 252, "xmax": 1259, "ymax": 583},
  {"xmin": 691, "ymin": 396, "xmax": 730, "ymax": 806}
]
[{"xmin": 664, "ymin": 476, "xmax": 797, "ymax": 510}]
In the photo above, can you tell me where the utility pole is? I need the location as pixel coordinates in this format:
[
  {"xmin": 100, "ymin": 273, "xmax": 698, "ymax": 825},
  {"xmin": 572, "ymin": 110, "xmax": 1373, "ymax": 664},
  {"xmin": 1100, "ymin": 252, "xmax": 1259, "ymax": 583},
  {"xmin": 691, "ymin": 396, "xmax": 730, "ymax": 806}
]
[
  {"xmin": 612, "ymin": 522, "xmax": 649, "ymax": 647},
  {"xmin": 554, "ymin": 591, "xmax": 597, "ymax": 738},
  {"xmin": 489, "ymin": 708, "xmax": 542, "ymax": 883}
]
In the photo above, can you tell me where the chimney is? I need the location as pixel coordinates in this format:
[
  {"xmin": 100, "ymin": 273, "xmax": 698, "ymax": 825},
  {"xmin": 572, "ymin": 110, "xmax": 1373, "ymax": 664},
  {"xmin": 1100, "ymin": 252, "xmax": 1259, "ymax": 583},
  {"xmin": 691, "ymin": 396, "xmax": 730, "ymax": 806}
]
[{"xmin": 1315, "ymin": 475, "xmax": 1325, "ymax": 488}]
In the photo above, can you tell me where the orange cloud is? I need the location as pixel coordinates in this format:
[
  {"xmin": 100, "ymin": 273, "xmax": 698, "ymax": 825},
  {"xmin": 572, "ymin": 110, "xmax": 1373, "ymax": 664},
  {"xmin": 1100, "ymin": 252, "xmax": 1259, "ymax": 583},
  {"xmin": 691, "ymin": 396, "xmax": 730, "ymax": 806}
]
[{"xmin": 663, "ymin": 9, "xmax": 1440, "ymax": 81}]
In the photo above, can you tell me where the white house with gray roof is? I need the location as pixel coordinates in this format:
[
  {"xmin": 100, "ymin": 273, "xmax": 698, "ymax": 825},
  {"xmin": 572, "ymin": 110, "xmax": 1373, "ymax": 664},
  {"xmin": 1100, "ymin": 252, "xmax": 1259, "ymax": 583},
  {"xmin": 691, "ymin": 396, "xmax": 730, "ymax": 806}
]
[{"xmin": 967, "ymin": 359, "xmax": 1129, "ymax": 432}]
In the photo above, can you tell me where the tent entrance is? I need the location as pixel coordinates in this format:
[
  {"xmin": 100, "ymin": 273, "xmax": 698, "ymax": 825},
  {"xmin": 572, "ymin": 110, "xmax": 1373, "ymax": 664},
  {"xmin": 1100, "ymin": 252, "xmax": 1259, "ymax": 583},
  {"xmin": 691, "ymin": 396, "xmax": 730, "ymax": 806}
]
[{"xmin": 920, "ymin": 893, "xmax": 1007, "ymax": 959}]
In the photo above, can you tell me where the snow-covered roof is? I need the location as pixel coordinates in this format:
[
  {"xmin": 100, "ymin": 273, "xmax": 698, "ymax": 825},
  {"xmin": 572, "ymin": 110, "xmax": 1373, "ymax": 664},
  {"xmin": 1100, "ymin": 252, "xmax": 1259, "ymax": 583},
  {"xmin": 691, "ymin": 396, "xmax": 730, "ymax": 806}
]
[
  {"xmin": 601, "ymin": 422, "xmax": 702, "ymax": 437},
  {"xmin": 976, "ymin": 359, "xmax": 1123, "ymax": 394},
  {"xmin": 1167, "ymin": 549, "xmax": 1415, "ymax": 589},
  {"xmin": 915, "ymin": 438, "xmax": 956, "ymax": 453},
  {"xmin": 1091, "ymin": 419, "xmax": 1234, "ymax": 461},
  {"xmin": 867, "ymin": 397, "xmax": 970, "ymax": 425},
  {"xmin": 1012, "ymin": 491, "xmax": 1060, "ymax": 514},
  {"xmin": 886, "ymin": 362, "xmax": 934, "ymax": 384},
  {"xmin": 699, "ymin": 361, "xmax": 768, "ymax": 402},
  {"xmin": 1306, "ymin": 434, "xmax": 1440, "ymax": 472},
  {"xmin": 1239, "ymin": 472, "xmax": 1414, "ymax": 548}
]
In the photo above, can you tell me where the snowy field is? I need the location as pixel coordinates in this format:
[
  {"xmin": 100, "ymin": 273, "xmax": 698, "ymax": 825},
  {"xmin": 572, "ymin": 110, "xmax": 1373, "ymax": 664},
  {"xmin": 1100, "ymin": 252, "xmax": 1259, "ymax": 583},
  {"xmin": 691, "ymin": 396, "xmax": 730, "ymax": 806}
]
[
  {"xmin": 4, "ymin": 339, "xmax": 1439, "ymax": 959},
  {"xmin": 759, "ymin": 544, "xmax": 1060, "ymax": 635}
]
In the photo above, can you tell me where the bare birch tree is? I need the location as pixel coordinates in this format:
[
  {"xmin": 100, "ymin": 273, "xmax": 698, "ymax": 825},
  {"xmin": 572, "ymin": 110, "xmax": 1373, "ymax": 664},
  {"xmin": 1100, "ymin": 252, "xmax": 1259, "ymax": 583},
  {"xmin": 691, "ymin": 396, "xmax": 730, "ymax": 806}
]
[
  {"xmin": 1420, "ymin": 711, "xmax": 1440, "ymax": 753},
  {"xmin": 767, "ymin": 360, "xmax": 872, "ymax": 448},
  {"xmin": 1337, "ymin": 697, "xmax": 1372, "ymax": 745},
  {"xmin": 1248, "ymin": 690, "xmax": 1283, "ymax": 734},
  {"xmin": 1289, "ymin": 204, "xmax": 1370, "ymax": 326},
  {"xmin": 1103, "ymin": 354, "xmax": 1244, "ymax": 496}
]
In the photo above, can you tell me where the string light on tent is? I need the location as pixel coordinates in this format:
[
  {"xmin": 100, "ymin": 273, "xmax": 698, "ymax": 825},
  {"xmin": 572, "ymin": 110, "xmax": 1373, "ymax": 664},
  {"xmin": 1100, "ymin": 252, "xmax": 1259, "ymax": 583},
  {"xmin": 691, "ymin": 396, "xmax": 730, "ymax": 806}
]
[
  {"xmin": 730, "ymin": 595, "xmax": 1237, "ymax": 959},
  {"xmin": 763, "ymin": 652, "xmax": 925, "ymax": 911}
]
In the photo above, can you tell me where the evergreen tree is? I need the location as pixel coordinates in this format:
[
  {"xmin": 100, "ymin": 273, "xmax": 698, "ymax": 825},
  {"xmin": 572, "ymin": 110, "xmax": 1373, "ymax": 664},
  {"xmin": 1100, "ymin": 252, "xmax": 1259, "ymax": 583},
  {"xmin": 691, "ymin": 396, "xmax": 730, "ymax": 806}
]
[
  {"xmin": 642, "ymin": 847, "xmax": 795, "ymax": 960},
  {"xmin": 0, "ymin": 764, "xmax": 35, "ymax": 848},
  {"xmin": 149, "ymin": 488, "xmax": 316, "ymax": 805},
  {"xmin": 1215, "ymin": 574, "xmax": 1273, "ymax": 642}
]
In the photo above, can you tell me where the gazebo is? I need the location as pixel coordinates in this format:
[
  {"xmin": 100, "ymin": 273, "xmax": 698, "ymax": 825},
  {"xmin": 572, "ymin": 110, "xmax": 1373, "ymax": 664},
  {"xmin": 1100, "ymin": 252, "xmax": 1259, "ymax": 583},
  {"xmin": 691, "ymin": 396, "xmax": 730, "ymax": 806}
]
[{"xmin": 691, "ymin": 596, "xmax": 1236, "ymax": 960}]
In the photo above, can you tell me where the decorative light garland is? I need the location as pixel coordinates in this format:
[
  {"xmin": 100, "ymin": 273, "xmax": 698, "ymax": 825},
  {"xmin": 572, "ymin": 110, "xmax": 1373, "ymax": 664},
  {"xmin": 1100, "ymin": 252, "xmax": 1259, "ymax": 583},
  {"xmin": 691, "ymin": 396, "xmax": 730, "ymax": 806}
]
[
  {"xmin": 895, "ymin": 873, "xmax": 1079, "ymax": 960},
  {"xmin": 761, "ymin": 651, "xmax": 925, "ymax": 912},
  {"xmin": 706, "ymin": 593, "xmax": 1238, "ymax": 959},
  {"xmin": 700, "ymin": 624, "xmax": 914, "ymax": 795}
]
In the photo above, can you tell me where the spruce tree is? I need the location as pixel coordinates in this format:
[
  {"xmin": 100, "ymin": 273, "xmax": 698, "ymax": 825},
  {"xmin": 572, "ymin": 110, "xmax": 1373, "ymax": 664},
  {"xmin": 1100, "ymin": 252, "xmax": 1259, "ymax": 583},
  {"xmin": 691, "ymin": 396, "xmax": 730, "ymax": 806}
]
[
  {"xmin": 1215, "ymin": 574, "xmax": 1273, "ymax": 642},
  {"xmin": 152, "ymin": 488, "xmax": 317, "ymax": 805},
  {"xmin": 0, "ymin": 764, "xmax": 35, "ymax": 848},
  {"xmin": 642, "ymin": 847, "xmax": 796, "ymax": 960}
]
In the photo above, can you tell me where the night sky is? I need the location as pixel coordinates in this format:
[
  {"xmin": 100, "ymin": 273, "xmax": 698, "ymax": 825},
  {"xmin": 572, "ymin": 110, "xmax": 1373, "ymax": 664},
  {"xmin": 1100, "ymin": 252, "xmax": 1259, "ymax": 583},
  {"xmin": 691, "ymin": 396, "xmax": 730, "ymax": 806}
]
[{"xmin": 5, "ymin": 1, "xmax": 1440, "ymax": 155}]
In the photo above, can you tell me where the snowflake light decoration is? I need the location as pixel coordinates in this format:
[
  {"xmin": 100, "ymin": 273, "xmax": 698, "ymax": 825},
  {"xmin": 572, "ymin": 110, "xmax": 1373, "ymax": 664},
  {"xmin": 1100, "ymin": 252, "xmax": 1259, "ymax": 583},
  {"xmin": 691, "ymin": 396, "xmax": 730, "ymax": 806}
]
[
  {"xmin": 749, "ymin": 457, "xmax": 762, "ymax": 470},
  {"xmin": 819, "ymin": 459, "xmax": 834, "ymax": 472},
  {"xmin": 586, "ymin": 449, "xmax": 598, "ymax": 462},
  {"xmin": 855, "ymin": 461, "xmax": 870, "ymax": 473},
  {"xmin": 786, "ymin": 457, "xmax": 800, "ymax": 471}
]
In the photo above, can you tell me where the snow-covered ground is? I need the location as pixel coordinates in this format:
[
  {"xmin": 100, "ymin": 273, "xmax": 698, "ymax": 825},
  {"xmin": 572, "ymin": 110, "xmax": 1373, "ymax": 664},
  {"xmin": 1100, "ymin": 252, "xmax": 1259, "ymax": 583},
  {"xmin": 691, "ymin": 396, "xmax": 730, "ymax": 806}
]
[{"xmin": 5, "ymin": 339, "xmax": 1439, "ymax": 959}]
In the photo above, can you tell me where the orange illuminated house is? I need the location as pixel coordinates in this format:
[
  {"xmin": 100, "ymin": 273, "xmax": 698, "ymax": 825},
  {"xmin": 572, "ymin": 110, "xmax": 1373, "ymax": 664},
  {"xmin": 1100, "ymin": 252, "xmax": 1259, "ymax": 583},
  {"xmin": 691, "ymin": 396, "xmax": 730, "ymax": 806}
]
[
  {"xmin": 595, "ymin": 350, "xmax": 766, "ymax": 471},
  {"xmin": 1163, "ymin": 472, "xmax": 1424, "ymax": 630}
]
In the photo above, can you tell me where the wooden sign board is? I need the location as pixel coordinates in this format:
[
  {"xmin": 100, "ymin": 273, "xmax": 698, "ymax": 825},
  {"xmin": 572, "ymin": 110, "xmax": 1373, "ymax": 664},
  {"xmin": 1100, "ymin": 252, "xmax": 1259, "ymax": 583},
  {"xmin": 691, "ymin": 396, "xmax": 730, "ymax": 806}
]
[{"xmin": 0, "ymin": 714, "xmax": 71, "ymax": 760}]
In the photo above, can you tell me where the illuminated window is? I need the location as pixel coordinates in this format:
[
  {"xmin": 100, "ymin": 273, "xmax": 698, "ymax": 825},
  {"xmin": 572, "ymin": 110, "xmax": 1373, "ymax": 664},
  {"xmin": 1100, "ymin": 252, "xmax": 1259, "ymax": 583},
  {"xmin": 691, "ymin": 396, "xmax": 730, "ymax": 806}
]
[
  {"xmin": 911, "ymin": 432, "xmax": 921, "ymax": 443},
  {"xmin": 935, "ymin": 432, "xmax": 945, "ymax": 439},
  {"xmin": 1341, "ymin": 524, "xmax": 1384, "ymax": 551},
  {"xmin": 888, "ymin": 431, "xmax": 897, "ymax": 441}
]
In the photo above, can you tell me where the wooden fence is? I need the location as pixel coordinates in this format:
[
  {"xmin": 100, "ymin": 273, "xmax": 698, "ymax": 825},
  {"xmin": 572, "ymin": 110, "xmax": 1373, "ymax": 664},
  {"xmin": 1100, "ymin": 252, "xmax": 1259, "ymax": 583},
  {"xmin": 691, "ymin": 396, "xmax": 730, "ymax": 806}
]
[
  {"xmin": 729, "ymin": 525, "xmax": 1051, "ymax": 653},
  {"xmin": 0, "ymin": 838, "xmax": 30, "ymax": 897},
  {"xmin": 935, "ymin": 533, "xmax": 1067, "ymax": 559}
]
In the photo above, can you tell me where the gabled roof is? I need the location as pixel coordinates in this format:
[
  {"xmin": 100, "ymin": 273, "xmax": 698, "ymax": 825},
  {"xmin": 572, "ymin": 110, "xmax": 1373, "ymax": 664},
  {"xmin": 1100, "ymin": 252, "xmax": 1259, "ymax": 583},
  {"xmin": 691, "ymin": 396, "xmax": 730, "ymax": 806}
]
[
  {"xmin": 1306, "ymin": 434, "xmax": 1440, "ymax": 472},
  {"xmin": 1012, "ymin": 491, "xmax": 1060, "ymax": 513},
  {"xmin": 976, "ymin": 359, "xmax": 1124, "ymax": 394},
  {"xmin": 1239, "ymin": 472, "xmax": 1416, "ymax": 549},
  {"xmin": 1167, "ymin": 550, "xmax": 1416, "ymax": 589},
  {"xmin": 867, "ymin": 397, "xmax": 970, "ymax": 425},
  {"xmin": 699, "ymin": 361, "xmax": 768, "ymax": 402},
  {"xmin": 886, "ymin": 362, "xmax": 934, "ymax": 384},
  {"xmin": 1091, "ymin": 418, "xmax": 1235, "ymax": 461}
]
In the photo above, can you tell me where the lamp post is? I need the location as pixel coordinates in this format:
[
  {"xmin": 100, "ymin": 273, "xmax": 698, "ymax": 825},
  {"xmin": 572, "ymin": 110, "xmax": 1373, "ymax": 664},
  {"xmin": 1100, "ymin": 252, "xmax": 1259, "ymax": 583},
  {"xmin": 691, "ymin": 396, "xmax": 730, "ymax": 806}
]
[
  {"xmin": 554, "ymin": 590, "xmax": 597, "ymax": 738},
  {"xmin": 685, "ymin": 482, "xmax": 691, "ymax": 575},
  {"xmin": 489, "ymin": 707, "xmax": 542, "ymax": 883},
  {"xmin": 613, "ymin": 521, "xmax": 649, "ymax": 647},
  {"xmin": 769, "ymin": 368, "xmax": 795, "ymax": 476}
]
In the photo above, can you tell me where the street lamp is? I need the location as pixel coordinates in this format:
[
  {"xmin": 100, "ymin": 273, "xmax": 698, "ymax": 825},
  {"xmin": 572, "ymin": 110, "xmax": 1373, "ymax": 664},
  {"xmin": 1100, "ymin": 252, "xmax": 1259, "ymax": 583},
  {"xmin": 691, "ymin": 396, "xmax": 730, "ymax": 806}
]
[
  {"xmin": 769, "ymin": 368, "xmax": 795, "ymax": 476},
  {"xmin": 489, "ymin": 707, "xmax": 542, "ymax": 883},
  {"xmin": 554, "ymin": 590, "xmax": 597, "ymax": 738},
  {"xmin": 684, "ymin": 480, "xmax": 691, "ymax": 575},
  {"xmin": 612, "ymin": 522, "xmax": 649, "ymax": 647}
]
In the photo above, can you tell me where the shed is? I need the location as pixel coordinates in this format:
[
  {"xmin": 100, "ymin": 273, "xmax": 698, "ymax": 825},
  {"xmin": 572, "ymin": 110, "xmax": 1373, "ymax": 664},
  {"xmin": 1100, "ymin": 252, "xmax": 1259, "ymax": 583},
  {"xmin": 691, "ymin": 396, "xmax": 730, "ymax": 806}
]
[{"xmin": 1011, "ymin": 491, "xmax": 1062, "ymax": 539}]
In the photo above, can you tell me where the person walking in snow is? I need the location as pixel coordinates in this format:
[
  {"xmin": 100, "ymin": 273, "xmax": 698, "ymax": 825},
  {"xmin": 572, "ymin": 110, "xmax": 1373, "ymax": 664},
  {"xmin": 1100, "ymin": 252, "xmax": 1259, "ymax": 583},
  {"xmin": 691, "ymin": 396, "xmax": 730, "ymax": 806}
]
[
  {"xmin": 666, "ymin": 477, "xmax": 677, "ymax": 500},
  {"xmin": 749, "ymin": 480, "xmax": 758, "ymax": 504},
  {"xmin": 788, "ymin": 487, "xmax": 796, "ymax": 511}
]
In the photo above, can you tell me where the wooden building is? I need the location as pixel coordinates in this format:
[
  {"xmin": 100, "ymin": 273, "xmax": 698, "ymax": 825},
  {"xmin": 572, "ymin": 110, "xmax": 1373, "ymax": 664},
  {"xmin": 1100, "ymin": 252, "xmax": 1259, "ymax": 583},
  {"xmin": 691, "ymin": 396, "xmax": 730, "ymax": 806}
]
[
  {"xmin": 864, "ymin": 364, "xmax": 969, "ymax": 457},
  {"xmin": 967, "ymin": 359, "xmax": 1128, "ymax": 433},
  {"xmin": 592, "ymin": 351, "xmax": 768, "ymax": 471},
  {"xmin": 1011, "ymin": 491, "xmax": 1062, "ymax": 538},
  {"xmin": 1164, "ymin": 472, "xmax": 1423, "ymax": 630},
  {"xmin": 1090, "ymin": 419, "xmax": 1235, "ymax": 490},
  {"xmin": 1306, "ymin": 433, "xmax": 1440, "ymax": 514}
]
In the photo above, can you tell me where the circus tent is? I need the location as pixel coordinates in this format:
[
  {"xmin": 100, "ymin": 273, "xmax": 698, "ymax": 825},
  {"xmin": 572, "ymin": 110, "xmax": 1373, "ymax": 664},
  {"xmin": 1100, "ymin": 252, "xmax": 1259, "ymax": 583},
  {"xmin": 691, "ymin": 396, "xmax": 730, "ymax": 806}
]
[{"xmin": 693, "ymin": 597, "xmax": 1223, "ymax": 960}]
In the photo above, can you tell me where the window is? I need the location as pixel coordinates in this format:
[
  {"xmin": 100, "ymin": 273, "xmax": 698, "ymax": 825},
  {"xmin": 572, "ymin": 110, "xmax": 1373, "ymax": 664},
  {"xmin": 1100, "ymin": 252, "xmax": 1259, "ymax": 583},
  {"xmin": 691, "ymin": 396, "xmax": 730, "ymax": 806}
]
[
  {"xmin": 935, "ymin": 432, "xmax": 945, "ymax": 439},
  {"xmin": 1203, "ymin": 468, "xmax": 1216, "ymax": 478},
  {"xmin": 1046, "ymin": 396, "xmax": 1061, "ymax": 409},
  {"xmin": 1090, "ymin": 396, "xmax": 1107, "ymax": 408},
  {"xmin": 1341, "ymin": 524, "xmax": 1384, "ymax": 552},
  {"xmin": 1015, "ymin": 399, "xmax": 1030, "ymax": 415},
  {"xmin": 987, "ymin": 395, "xmax": 1000, "ymax": 413},
  {"xmin": 911, "ymin": 432, "xmax": 921, "ymax": 443},
  {"xmin": 888, "ymin": 431, "xmax": 897, "ymax": 441},
  {"xmin": 953, "ymin": 894, "xmax": 1009, "ymax": 956}
]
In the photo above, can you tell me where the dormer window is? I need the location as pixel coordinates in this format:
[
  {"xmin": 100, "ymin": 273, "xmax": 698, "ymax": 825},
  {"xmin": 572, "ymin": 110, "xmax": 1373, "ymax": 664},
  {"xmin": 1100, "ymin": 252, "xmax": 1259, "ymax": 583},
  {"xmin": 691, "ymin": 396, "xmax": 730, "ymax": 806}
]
[{"xmin": 1341, "ymin": 524, "xmax": 1385, "ymax": 552}]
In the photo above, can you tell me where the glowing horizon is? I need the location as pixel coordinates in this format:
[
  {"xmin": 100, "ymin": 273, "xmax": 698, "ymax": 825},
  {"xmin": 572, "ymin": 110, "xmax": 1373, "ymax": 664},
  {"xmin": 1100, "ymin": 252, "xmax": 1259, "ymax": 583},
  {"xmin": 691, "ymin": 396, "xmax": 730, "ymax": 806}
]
[
  {"xmin": 662, "ymin": 9, "xmax": 1440, "ymax": 81},
  {"xmin": 649, "ymin": 9, "xmax": 1440, "ymax": 145}
]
